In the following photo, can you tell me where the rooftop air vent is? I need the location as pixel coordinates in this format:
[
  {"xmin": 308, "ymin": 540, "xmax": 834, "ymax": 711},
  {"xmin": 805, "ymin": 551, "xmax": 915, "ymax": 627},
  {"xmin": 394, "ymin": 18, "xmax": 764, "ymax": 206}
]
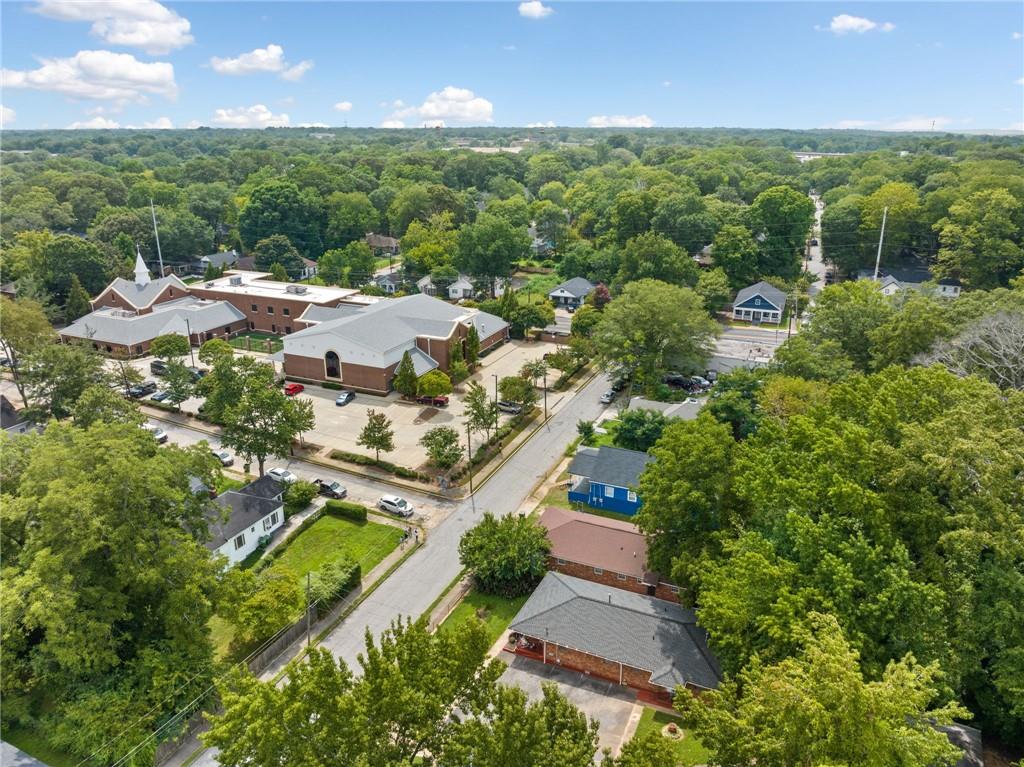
[
  {"xmin": 286, "ymin": 284, "xmax": 308, "ymax": 295},
  {"xmin": 228, "ymin": 276, "xmax": 242, "ymax": 286}
]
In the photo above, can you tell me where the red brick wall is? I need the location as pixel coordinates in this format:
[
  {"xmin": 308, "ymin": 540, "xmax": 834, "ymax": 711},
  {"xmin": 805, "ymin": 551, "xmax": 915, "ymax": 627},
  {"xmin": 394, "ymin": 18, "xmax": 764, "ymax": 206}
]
[
  {"xmin": 542, "ymin": 642, "xmax": 665, "ymax": 694},
  {"xmin": 66, "ymin": 322, "xmax": 239, "ymax": 358},
  {"xmin": 283, "ymin": 353, "xmax": 393, "ymax": 394},
  {"xmin": 480, "ymin": 326, "xmax": 509, "ymax": 352},
  {"xmin": 547, "ymin": 557, "xmax": 679, "ymax": 603},
  {"xmin": 188, "ymin": 287, "xmax": 343, "ymax": 334},
  {"xmin": 92, "ymin": 283, "xmax": 181, "ymax": 314}
]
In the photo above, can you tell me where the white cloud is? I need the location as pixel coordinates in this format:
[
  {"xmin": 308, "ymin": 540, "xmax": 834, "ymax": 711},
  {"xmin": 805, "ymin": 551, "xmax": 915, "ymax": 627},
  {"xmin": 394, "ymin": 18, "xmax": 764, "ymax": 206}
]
[
  {"xmin": 210, "ymin": 44, "xmax": 313, "ymax": 81},
  {"xmin": 141, "ymin": 116, "xmax": 173, "ymax": 129},
  {"xmin": 1017, "ymin": 77, "xmax": 1024, "ymax": 86},
  {"xmin": 518, "ymin": 1, "xmax": 553, "ymax": 19},
  {"xmin": 1012, "ymin": 32, "xmax": 1022, "ymax": 40},
  {"xmin": 68, "ymin": 115, "xmax": 120, "ymax": 129},
  {"xmin": 2, "ymin": 50, "xmax": 177, "ymax": 103},
  {"xmin": 1, "ymin": 104, "xmax": 15, "ymax": 126},
  {"xmin": 824, "ymin": 116, "xmax": 954, "ymax": 131},
  {"xmin": 211, "ymin": 104, "xmax": 290, "ymax": 128},
  {"xmin": 333, "ymin": 101, "xmax": 353, "ymax": 112},
  {"xmin": 527, "ymin": 121, "xmax": 555, "ymax": 128},
  {"xmin": 390, "ymin": 85, "xmax": 494, "ymax": 126},
  {"xmin": 662, "ymin": 80, "xmax": 672, "ymax": 87},
  {"xmin": 821, "ymin": 14, "xmax": 894, "ymax": 35},
  {"xmin": 503, "ymin": 44, "xmax": 517, "ymax": 51},
  {"xmin": 587, "ymin": 114, "xmax": 654, "ymax": 128},
  {"xmin": 380, "ymin": 119, "xmax": 405, "ymax": 129},
  {"xmin": 32, "ymin": 0, "xmax": 192, "ymax": 54}
]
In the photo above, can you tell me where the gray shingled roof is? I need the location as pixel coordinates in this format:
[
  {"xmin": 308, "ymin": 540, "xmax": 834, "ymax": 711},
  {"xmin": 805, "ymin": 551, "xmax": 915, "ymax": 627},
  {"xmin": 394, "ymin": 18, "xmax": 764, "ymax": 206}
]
[
  {"xmin": 61, "ymin": 298, "xmax": 245, "ymax": 347},
  {"xmin": 568, "ymin": 445, "xmax": 653, "ymax": 489},
  {"xmin": 100, "ymin": 275, "xmax": 188, "ymax": 310},
  {"xmin": 200, "ymin": 250, "xmax": 240, "ymax": 269},
  {"xmin": 297, "ymin": 304, "xmax": 366, "ymax": 325},
  {"xmin": 734, "ymin": 281, "xmax": 787, "ymax": 311},
  {"xmin": 205, "ymin": 476, "xmax": 284, "ymax": 550},
  {"xmin": 510, "ymin": 572, "xmax": 721, "ymax": 690},
  {"xmin": 549, "ymin": 277, "xmax": 595, "ymax": 299},
  {"xmin": 2, "ymin": 741, "xmax": 51, "ymax": 766}
]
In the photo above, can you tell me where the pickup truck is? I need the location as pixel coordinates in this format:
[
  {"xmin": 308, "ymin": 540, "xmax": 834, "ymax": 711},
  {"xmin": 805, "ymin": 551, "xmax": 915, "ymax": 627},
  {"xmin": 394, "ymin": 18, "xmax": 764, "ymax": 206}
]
[
  {"xmin": 416, "ymin": 394, "xmax": 449, "ymax": 407},
  {"xmin": 314, "ymin": 478, "xmax": 347, "ymax": 499}
]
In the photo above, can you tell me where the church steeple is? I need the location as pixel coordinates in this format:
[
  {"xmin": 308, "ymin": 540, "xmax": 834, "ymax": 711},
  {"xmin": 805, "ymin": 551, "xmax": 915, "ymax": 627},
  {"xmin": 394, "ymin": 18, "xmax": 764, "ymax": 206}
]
[{"xmin": 134, "ymin": 246, "xmax": 151, "ymax": 286}]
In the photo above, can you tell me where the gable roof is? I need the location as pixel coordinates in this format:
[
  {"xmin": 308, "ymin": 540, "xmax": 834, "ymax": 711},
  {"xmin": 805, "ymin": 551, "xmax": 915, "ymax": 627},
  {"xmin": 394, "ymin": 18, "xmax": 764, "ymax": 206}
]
[
  {"xmin": 61, "ymin": 298, "xmax": 245, "ymax": 347},
  {"xmin": 97, "ymin": 274, "xmax": 188, "ymax": 310},
  {"xmin": 205, "ymin": 475, "xmax": 284, "ymax": 550},
  {"xmin": 567, "ymin": 445, "xmax": 654, "ymax": 489},
  {"xmin": 509, "ymin": 572, "xmax": 721, "ymax": 690},
  {"xmin": 540, "ymin": 507, "xmax": 661, "ymax": 582},
  {"xmin": 199, "ymin": 250, "xmax": 240, "ymax": 269},
  {"xmin": 734, "ymin": 281, "xmax": 787, "ymax": 311},
  {"xmin": 366, "ymin": 232, "xmax": 400, "ymax": 249},
  {"xmin": 1, "ymin": 395, "xmax": 28, "ymax": 431},
  {"xmin": 241, "ymin": 474, "xmax": 285, "ymax": 501},
  {"xmin": 1, "ymin": 741, "xmax": 51, "ymax": 767},
  {"xmin": 549, "ymin": 277, "xmax": 595, "ymax": 298}
]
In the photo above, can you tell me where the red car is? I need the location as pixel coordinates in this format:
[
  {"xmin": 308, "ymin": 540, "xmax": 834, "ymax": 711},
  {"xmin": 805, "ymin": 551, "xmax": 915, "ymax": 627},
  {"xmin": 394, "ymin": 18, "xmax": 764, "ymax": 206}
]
[
  {"xmin": 283, "ymin": 382, "xmax": 305, "ymax": 396},
  {"xmin": 416, "ymin": 394, "xmax": 449, "ymax": 407}
]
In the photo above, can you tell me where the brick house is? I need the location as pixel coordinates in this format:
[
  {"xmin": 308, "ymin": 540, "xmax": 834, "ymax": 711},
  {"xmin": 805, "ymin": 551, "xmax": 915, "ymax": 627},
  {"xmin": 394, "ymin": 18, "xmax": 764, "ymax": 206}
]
[
  {"xmin": 281, "ymin": 293, "xmax": 508, "ymax": 393},
  {"xmin": 539, "ymin": 507, "xmax": 679, "ymax": 602},
  {"xmin": 508, "ymin": 572, "xmax": 721, "ymax": 705}
]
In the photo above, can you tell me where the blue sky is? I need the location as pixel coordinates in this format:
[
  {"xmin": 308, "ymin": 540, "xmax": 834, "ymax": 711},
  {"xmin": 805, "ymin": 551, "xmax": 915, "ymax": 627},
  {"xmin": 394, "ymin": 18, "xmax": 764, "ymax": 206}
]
[{"xmin": 1, "ymin": 1, "xmax": 1022, "ymax": 131}]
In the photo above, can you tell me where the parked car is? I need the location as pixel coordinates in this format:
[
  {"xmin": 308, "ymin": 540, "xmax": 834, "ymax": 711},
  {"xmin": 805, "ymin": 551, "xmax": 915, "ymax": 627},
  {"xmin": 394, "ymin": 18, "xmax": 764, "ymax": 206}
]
[
  {"xmin": 150, "ymin": 359, "xmax": 169, "ymax": 376},
  {"xmin": 267, "ymin": 467, "xmax": 298, "ymax": 484},
  {"xmin": 705, "ymin": 370, "xmax": 718, "ymax": 383},
  {"xmin": 378, "ymin": 494, "xmax": 414, "ymax": 517},
  {"xmin": 149, "ymin": 389, "xmax": 171, "ymax": 402},
  {"xmin": 663, "ymin": 373, "xmax": 689, "ymax": 387},
  {"xmin": 810, "ymin": 238, "xmax": 819, "ymax": 246},
  {"xmin": 141, "ymin": 423, "xmax": 168, "ymax": 443},
  {"xmin": 283, "ymin": 382, "xmax": 305, "ymax": 396},
  {"xmin": 211, "ymin": 449, "xmax": 233, "ymax": 467},
  {"xmin": 128, "ymin": 381, "xmax": 158, "ymax": 399},
  {"xmin": 186, "ymin": 366, "xmax": 208, "ymax": 381},
  {"xmin": 335, "ymin": 390, "xmax": 355, "ymax": 406},
  {"xmin": 416, "ymin": 394, "xmax": 449, "ymax": 407},
  {"xmin": 599, "ymin": 390, "xmax": 616, "ymax": 404},
  {"xmin": 610, "ymin": 378, "xmax": 629, "ymax": 392},
  {"xmin": 314, "ymin": 478, "xmax": 348, "ymax": 499}
]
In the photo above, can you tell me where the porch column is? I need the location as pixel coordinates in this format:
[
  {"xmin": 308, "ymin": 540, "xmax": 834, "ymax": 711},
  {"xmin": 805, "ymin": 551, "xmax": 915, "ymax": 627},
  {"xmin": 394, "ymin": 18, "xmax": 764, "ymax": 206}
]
[
  {"xmin": 619, "ymin": 662, "xmax": 623, "ymax": 685},
  {"xmin": 543, "ymin": 640, "xmax": 547, "ymax": 664}
]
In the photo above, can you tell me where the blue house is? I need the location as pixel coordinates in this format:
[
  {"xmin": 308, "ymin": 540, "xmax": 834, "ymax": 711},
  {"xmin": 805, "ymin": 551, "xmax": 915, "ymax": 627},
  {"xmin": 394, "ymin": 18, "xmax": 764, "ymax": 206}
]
[
  {"xmin": 731, "ymin": 281, "xmax": 787, "ymax": 324},
  {"xmin": 567, "ymin": 445, "xmax": 654, "ymax": 516}
]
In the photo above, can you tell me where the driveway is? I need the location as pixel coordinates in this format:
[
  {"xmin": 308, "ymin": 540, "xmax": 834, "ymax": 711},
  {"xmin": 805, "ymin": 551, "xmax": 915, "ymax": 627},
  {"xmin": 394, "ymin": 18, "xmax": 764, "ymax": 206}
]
[{"xmin": 499, "ymin": 653, "xmax": 639, "ymax": 756}]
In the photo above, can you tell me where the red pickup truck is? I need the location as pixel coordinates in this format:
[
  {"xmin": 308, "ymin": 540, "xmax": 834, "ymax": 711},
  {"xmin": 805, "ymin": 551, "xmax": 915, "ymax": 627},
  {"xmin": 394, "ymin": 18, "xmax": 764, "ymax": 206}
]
[{"xmin": 416, "ymin": 394, "xmax": 449, "ymax": 407}]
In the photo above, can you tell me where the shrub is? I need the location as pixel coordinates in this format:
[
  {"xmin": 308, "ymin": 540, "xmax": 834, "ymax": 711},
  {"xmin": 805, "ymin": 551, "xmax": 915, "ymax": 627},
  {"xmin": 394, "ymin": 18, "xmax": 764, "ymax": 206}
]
[
  {"xmin": 322, "ymin": 381, "xmax": 344, "ymax": 390},
  {"xmin": 328, "ymin": 450, "xmax": 431, "ymax": 482},
  {"xmin": 458, "ymin": 512, "xmax": 551, "ymax": 597},
  {"xmin": 324, "ymin": 499, "xmax": 368, "ymax": 522},
  {"xmin": 284, "ymin": 480, "xmax": 318, "ymax": 517},
  {"xmin": 309, "ymin": 557, "xmax": 361, "ymax": 615}
]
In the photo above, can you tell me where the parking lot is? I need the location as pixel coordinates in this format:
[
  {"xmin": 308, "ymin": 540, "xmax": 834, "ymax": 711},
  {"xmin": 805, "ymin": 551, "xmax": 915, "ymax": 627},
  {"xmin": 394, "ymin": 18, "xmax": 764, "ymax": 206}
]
[{"xmin": 112, "ymin": 338, "xmax": 561, "ymax": 470}]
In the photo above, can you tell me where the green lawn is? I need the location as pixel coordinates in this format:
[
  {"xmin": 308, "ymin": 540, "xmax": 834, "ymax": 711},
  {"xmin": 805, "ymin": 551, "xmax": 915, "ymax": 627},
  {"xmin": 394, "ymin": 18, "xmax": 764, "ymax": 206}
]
[
  {"xmin": 229, "ymin": 331, "xmax": 284, "ymax": 354},
  {"xmin": 632, "ymin": 708, "xmax": 710, "ymax": 766},
  {"xmin": 438, "ymin": 589, "xmax": 528, "ymax": 646},
  {"xmin": 587, "ymin": 419, "xmax": 620, "ymax": 448},
  {"xmin": 269, "ymin": 514, "xmax": 404, "ymax": 584},
  {"xmin": 2, "ymin": 724, "xmax": 76, "ymax": 767}
]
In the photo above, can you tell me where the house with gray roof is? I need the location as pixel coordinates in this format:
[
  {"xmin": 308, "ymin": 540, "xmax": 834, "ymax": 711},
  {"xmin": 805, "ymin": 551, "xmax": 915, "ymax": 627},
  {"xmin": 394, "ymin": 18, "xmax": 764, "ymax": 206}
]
[
  {"xmin": 1, "ymin": 741, "xmax": 51, "ymax": 767},
  {"xmin": 508, "ymin": 572, "xmax": 721, "ymax": 702},
  {"xmin": 548, "ymin": 277, "xmax": 595, "ymax": 309},
  {"xmin": 193, "ymin": 249, "xmax": 241, "ymax": 274},
  {"xmin": 206, "ymin": 476, "xmax": 285, "ymax": 566},
  {"xmin": 731, "ymin": 281, "xmax": 787, "ymax": 324},
  {"xmin": 567, "ymin": 445, "xmax": 655, "ymax": 515},
  {"xmin": 281, "ymin": 293, "xmax": 508, "ymax": 393}
]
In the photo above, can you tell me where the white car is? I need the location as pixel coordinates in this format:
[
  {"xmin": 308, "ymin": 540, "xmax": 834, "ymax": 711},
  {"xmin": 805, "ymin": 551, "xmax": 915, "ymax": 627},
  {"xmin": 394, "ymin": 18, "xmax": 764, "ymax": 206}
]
[
  {"xmin": 141, "ymin": 423, "xmax": 168, "ymax": 443},
  {"xmin": 267, "ymin": 467, "xmax": 298, "ymax": 484},
  {"xmin": 211, "ymin": 449, "xmax": 233, "ymax": 467},
  {"xmin": 378, "ymin": 494, "xmax": 414, "ymax": 518}
]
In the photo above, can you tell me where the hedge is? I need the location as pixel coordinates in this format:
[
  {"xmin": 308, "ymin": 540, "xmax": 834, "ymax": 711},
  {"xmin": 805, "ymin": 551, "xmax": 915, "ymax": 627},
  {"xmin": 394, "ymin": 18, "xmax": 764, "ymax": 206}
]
[
  {"xmin": 324, "ymin": 499, "xmax": 368, "ymax": 523},
  {"xmin": 552, "ymin": 362, "xmax": 587, "ymax": 392},
  {"xmin": 449, "ymin": 408, "xmax": 539, "ymax": 483},
  {"xmin": 328, "ymin": 450, "xmax": 432, "ymax": 483}
]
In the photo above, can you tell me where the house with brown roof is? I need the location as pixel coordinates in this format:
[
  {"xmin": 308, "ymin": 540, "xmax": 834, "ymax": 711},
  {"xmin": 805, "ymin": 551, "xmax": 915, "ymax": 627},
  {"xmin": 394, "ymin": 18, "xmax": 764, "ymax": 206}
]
[{"xmin": 539, "ymin": 507, "xmax": 679, "ymax": 602}]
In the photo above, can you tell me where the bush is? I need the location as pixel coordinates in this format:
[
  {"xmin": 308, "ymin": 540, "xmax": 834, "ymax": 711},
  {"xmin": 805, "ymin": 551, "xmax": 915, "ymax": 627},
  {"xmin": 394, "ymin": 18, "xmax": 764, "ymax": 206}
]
[
  {"xmin": 309, "ymin": 557, "xmax": 361, "ymax": 615},
  {"xmin": 284, "ymin": 480, "xmax": 318, "ymax": 518},
  {"xmin": 458, "ymin": 512, "xmax": 551, "ymax": 597},
  {"xmin": 324, "ymin": 499, "xmax": 368, "ymax": 522},
  {"xmin": 328, "ymin": 450, "xmax": 432, "ymax": 482},
  {"xmin": 321, "ymin": 381, "xmax": 344, "ymax": 390}
]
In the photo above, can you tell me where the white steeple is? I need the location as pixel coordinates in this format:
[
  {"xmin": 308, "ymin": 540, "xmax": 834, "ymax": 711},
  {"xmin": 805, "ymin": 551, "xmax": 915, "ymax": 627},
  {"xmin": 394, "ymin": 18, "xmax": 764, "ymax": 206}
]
[{"xmin": 134, "ymin": 246, "xmax": 151, "ymax": 286}]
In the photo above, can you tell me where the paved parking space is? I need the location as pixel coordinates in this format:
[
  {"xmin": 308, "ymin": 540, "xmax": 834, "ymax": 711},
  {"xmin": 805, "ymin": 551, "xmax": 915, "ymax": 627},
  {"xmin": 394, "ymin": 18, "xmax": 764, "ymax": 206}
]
[{"xmin": 498, "ymin": 653, "xmax": 639, "ymax": 756}]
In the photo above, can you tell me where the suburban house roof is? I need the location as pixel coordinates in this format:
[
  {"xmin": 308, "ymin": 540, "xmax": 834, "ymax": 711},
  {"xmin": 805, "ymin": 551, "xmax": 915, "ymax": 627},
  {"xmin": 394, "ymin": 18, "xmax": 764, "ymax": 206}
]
[
  {"xmin": 549, "ymin": 277, "xmax": 595, "ymax": 299},
  {"xmin": 62, "ymin": 297, "xmax": 245, "ymax": 347},
  {"xmin": 1, "ymin": 395, "xmax": 30, "ymax": 433},
  {"xmin": 734, "ymin": 281, "xmax": 787, "ymax": 311},
  {"xmin": 283, "ymin": 293, "xmax": 508, "ymax": 371},
  {"xmin": 375, "ymin": 272, "xmax": 404, "ymax": 287},
  {"xmin": 1, "ymin": 741, "xmax": 50, "ymax": 767},
  {"xmin": 366, "ymin": 232, "xmax": 400, "ymax": 250},
  {"xmin": 936, "ymin": 723, "xmax": 983, "ymax": 767},
  {"xmin": 509, "ymin": 572, "xmax": 721, "ymax": 690},
  {"xmin": 205, "ymin": 476, "xmax": 284, "ymax": 551},
  {"xmin": 540, "ymin": 507, "xmax": 664, "ymax": 583},
  {"xmin": 567, "ymin": 445, "xmax": 654, "ymax": 489},
  {"xmin": 96, "ymin": 274, "xmax": 188, "ymax": 311},
  {"xmin": 449, "ymin": 276, "xmax": 474, "ymax": 292},
  {"xmin": 198, "ymin": 250, "xmax": 240, "ymax": 269}
]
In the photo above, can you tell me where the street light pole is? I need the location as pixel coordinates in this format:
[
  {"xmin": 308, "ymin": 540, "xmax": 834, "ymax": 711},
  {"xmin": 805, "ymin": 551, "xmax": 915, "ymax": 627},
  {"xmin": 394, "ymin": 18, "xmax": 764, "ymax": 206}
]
[
  {"xmin": 492, "ymin": 373, "xmax": 499, "ymax": 430},
  {"xmin": 466, "ymin": 423, "xmax": 476, "ymax": 513},
  {"xmin": 543, "ymin": 371, "xmax": 548, "ymax": 420},
  {"xmin": 184, "ymin": 318, "xmax": 196, "ymax": 367}
]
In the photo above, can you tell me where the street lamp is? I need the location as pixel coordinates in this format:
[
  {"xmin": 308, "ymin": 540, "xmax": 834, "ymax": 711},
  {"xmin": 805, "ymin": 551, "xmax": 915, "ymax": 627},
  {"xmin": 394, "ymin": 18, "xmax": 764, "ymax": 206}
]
[
  {"xmin": 466, "ymin": 423, "xmax": 476, "ymax": 513},
  {"xmin": 184, "ymin": 318, "xmax": 196, "ymax": 367},
  {"xmin": 492, "ymin": 373, "xmax": 499, "ymax": 430},
  {"xmin": 542, "ymin": 370, "xmax": 548, "ymax": 420}
]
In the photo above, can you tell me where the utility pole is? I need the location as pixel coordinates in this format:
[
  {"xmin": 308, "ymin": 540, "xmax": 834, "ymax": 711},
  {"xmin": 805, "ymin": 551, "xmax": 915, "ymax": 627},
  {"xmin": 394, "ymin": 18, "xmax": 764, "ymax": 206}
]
[
  {"xmin": 305, "ymin": 571, "xmax": 312, "ymax": 647},
  {"xmin": 542, "ymin": 371, "xmax": 548, "ymax": 420},
  {"xmin": 872, "ymin": 206, "xmax": 888, "ymax": 281},
  {"xmin": 466, "ymin": 423, "xmax": 476, "ymax": 513},
  {"xmin": 492, "ymin": 374, "xmax": 499, "ymax": 431},
  {"xmin": 150, "ymin": 199, "xmax": 165, "ymax": 277},
  {"xmin": 184, "ymin": 318, "xmax": 196, "ymax": 367}
]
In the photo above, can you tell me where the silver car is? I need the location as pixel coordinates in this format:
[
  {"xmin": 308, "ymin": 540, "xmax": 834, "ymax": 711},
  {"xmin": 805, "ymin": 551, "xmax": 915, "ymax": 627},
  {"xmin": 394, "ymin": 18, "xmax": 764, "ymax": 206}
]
[
  {"xmin": 378, "ymin": 495, "xmax": 414, "ymax": 518},
  {"xmin": 211, "ymin": 449, "xmax": 233, "ymax": 467}
]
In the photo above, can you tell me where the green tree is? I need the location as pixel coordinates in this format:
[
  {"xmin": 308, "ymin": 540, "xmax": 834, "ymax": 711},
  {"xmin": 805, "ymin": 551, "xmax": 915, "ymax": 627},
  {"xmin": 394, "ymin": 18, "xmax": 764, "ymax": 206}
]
[
  {"xmin": 577, "ymin": 419, "xmax": 596, "ymax": 443},
  {"xmin": 457, "ymin": 212, "xmax": 531, "ymax": 296},
  {"xmin": 0, "ymin": 297, "xmax": 57, "ymax": 408},
  {"xmin": 498, "ymin": 375, "xmax": 538, "ymax": 411},
  {"xmin": 239, "ymin": 179, "xmax": 322, "ymax": 259},
  {"xmin": 772, "ymin": 334, "xmax": 854, "ymax": 382},
  {"xmin": 357, "ymin": 409, "xmax": 395, "ymax": 461},
  {"xmin": 615, "ymin": 232, "xmax": 699, "ymax": 290},
  {"xmin": 42, "ymin": 234, "xmax": 113, "ymax": 302},
  {"xmin": 570, "ymin": 304, "xmax": 601, "ymax": 337},
  {"xmin": 64, "ymin": 274, "xmax": 92, "ymax": 321},
  {"xmin": 393, "ymin": 350, "xmax": 418, "ymax": 397},
  {"xmin": 592, "ymin": 280, "xmax": 718, "ymax": 392},
  {"xmin": 602, "ymin": 733, "xmax": 677, "ymax": 767},
  {"xmin": 150, "ymin": 333, "xmax": 191, "ymax": 361},
  {"xmin": 678, "ymin": 614, "xmax": 968, "ymax": 767},
  {"xmin": 465, "ymin": 324, "xmax": 481, "ymax": 366},
  {"xmin": 420, "ymin": 426, "xmax": 464, "ymax": 469},
  {"xmin": 935, "ymin": 188, "xmax": 1024, "ymax": 289},
  {"xmin": 710, "ymin": 224, "xmax": 760, "ymax": 288},
  {"xmin": 521, "ymin": 358, "xmax": 549, "ymax": 387},
  {"xmin": 804, "ymin": 280, "xmax": 895, "ymax": 370},
  {"xmin": 20, "ymin": 342, "xmax": 109, "ymax": 420},
  {"xmin": 820, "ymin": 194, "xmax": 864, "ymax": 276},
  {"xmin": 695, "ymin": 267, "xmax": 732, "ymax": 315},
  {"xmin": 651, "ymin": 189, "xmax": 715, "ymax": 252},
  {"xmin": 163, "ymin": 360, "xmax": 195, "ymax": 410},
  {"xmin": 867, "ymin": 291, "xmax": 952, "ymax": 370},
  {"xmin": 613, "ymin": 408, "xmax": 674, "ymax": 452},
  {"xmin": 226, "ymin": 567, "xmax": 303, "ymax": 644},
  {"xmin": 464, "ymin": 381, "xmax": 498, "ymax": 439},
  {"xmin": 459, "ymin": 512, "xmax": 551, "ymax": 596},
  {"xmin": 860, "ymin": 181, "xmax": 922, "ymax": 264},
  {"xmin": 252, "ymin": 234, "xmax": 305, "ymax": 279},
  {"xmin": 748, "ymin": 185, "xmax": 815, "ymax": 279},
  {"xmin": 268, "ymin": 262, "xmax": 289, "ymax": 282},
  {"xmin": 417, "ymin": 370, "xmax": 454, "ymax": 398},
  {"xmin": 198, "ymin": 338, "xmax": 234, "ymax": 366},
  {"xmin": 198, "ymin": 355, "xmax": 273, "ymax": 423},
  {"xmin": 71, "ymin": 383, "xmax": 143, "ymax": 428},
  {"xmin": 326, "ymin": 191, "xmax": 379, "ymax": 248},
  {"xmin": 222, "ymin": 382, "xmax": 315, "ymax": 475}
]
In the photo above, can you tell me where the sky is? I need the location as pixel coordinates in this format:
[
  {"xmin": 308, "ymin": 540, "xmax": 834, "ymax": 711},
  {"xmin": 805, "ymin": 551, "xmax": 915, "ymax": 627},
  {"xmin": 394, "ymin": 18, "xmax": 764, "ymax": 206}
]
[{"xmin": 1, "ymin": 1, "xmax": 1022, "ymax": 132}]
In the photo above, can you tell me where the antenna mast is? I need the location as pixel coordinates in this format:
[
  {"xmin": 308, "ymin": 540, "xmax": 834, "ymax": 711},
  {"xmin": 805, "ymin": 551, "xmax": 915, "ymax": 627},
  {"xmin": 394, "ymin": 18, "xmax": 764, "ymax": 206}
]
[{"xmin": 150, "ymin": 199, "xmax": 165, "ymax": 277}]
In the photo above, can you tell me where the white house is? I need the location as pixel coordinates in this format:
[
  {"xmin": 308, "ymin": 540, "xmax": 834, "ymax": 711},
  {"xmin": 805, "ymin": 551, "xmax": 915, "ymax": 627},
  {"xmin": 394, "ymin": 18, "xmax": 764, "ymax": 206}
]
[
  {"xmin": 731, "ymin": 281, "xmax": 787, "ymax": 324},
  {"xmin": 548, "ymin": 277, "xmax": 595, "ymax": 309},
  {"xmin": 448, "ymin": 276, "xmax": 476, "ymax": 300},
  {"xmin": 206, "ymin": 475, "xmax": 285, "ymax": 566},
  {"xmin": 870, "ymin": 268, "xmax": 962, "ymax": 298}
]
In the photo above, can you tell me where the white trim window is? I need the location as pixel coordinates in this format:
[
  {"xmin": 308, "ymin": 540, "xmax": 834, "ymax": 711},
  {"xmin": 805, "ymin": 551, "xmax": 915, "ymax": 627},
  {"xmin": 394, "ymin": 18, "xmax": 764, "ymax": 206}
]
[
  {"xmin": 593, "ymin": 567, "xmax": 604, "ymax": 575},
  {"xmin": 604, "ymin": 485, "xmax": 615, "ymax": 498},
  {"xmin": 627, "ymin": 491, "xmax": 638, "ymax": 503},
  {"xmin": 263, "ymin": 512, "xmax": 279, "ymax": 531},
  {"xmin": 556, "ymin": 558, "xmax": 567, "ymax": 565},
  {"xmin": 233, "ymin": 533, "xmax": 246, "ymax": 550}
]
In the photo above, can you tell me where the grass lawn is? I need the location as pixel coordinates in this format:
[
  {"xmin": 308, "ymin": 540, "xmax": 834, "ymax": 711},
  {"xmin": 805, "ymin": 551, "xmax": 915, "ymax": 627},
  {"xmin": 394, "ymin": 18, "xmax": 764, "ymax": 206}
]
[
  {"xmin": 215, "ymin": 474, "xmax": 247, "ymax": 494},
  {"xmin": 269, "ymin": 514, "xmax": 404, "ymax": 585},
  {"xmin": 518, "ymin": 273, "xmax": 561, "ymax": 303},
  {"xmin": 539, "ymin": 470, "xmax": 574, "ymax": 510},
  {"xmin": 229, "ymin": 331, "xmax": 283, "ymax": 354},
  {"xmin": 633, "ymin": 708, "xmax": 710, "ymax": 767},
  {"xmin": 438, "ymin": 589, "xmax": 528, "ymax": 646},
  {"xmin": 2, "ymin": 724, "xmax": 77, "ymax": 767},
  {"xmin": 588, "ymin": 419, "xmax": 620, "ymax": 448},
  {"xmin": 374, "ymin": 256, "xmax": 399, "ymax": 271}
]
